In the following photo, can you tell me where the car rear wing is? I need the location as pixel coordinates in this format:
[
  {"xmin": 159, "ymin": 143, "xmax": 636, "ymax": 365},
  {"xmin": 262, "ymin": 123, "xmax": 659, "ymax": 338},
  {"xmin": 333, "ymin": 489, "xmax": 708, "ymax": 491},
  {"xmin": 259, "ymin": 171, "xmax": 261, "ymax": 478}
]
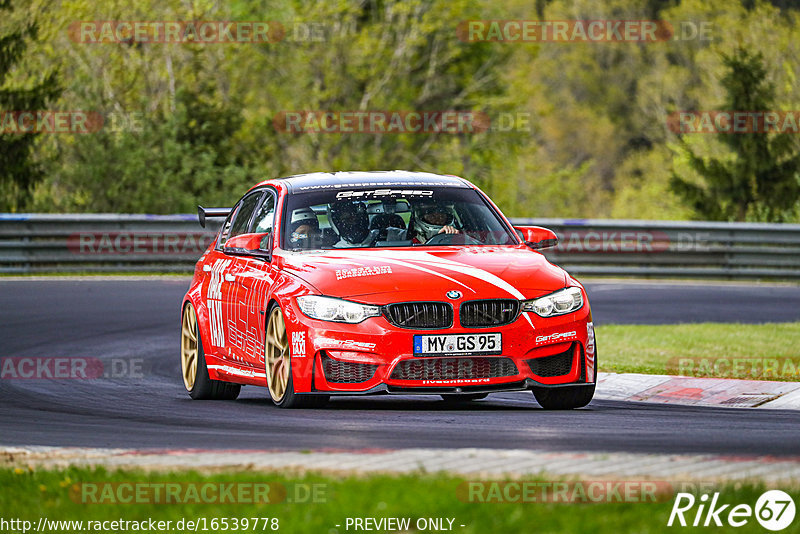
[{"xmin": 198, "ymin": 206, "xmax": 231, "ymax": 228}]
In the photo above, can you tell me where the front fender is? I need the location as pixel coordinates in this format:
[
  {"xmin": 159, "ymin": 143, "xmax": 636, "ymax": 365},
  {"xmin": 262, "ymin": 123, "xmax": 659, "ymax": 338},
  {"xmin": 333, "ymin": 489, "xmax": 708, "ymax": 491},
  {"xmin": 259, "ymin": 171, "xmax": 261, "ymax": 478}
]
[{"xmin": 263, "ymin": 270, "xmax": 317, "ymax": 393}]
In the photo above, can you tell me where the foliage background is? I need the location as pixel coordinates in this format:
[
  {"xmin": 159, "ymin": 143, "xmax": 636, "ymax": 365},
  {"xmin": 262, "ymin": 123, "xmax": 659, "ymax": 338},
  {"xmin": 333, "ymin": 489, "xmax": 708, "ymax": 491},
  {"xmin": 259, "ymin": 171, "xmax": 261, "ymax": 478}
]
[{"xmin": 1, "ymin": 0, "xmax": 799, "ymax": 219}]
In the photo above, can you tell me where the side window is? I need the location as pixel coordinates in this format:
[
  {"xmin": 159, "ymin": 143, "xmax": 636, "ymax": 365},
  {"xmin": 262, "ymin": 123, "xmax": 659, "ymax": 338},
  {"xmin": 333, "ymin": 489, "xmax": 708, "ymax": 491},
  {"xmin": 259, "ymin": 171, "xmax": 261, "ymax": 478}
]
[
  {"xmin": 252, "ymin": 193, "xmax": 276, "ymax": 235},
  {"xmin": 228, "ymin": 192, "xmax": 263, "ymax": 241},
  {"xmin": 217, "ymin": 210, "xmax": 238, "ymax": 247}
]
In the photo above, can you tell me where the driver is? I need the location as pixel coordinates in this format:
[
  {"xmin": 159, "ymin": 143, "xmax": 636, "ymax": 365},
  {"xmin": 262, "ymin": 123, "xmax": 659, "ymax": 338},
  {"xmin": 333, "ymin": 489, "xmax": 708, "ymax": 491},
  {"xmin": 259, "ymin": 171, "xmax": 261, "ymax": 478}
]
[
  {"xmin": 288, "ymin": 207, "xmax": 320, "ymax": 249},
  {"xmin": 328, "ymin": 201, "xmax": 374, "ymax": 247},
  {"xmin": 410, "ymin": 202, "xmax": 461, "ymax": 244}
]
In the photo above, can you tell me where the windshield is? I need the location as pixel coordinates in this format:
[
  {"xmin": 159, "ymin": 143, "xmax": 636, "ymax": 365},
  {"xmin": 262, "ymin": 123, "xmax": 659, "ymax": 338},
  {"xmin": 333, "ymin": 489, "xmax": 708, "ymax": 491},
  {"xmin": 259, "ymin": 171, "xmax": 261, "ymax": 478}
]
[{"xmin": 282, "ymin": 187, "xmax": 519, "ymax": 250}]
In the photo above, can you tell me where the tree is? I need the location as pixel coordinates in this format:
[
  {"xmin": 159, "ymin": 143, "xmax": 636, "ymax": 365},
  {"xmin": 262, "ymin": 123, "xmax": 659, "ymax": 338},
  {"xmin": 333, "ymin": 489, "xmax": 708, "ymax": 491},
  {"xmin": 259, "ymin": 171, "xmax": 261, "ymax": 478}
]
[
  {"xmin": 39, "ymin": 59, "xmax": 256, "ymax": 214},
  {"xmin": 671, "ymin": 47, "xmax": 800, "ymax": 221},
  {"xmin": 0, "ymin": 0, "xmax": 61, "ymax": 211}
]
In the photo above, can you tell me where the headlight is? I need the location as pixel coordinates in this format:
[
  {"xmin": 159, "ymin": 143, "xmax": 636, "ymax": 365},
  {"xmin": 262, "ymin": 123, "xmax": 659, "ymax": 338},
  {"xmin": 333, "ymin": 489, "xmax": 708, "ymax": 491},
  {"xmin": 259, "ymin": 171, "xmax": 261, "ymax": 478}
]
[
  {"xmin": 521, "ymin": 287, "xmax": 583, "ymax": 317},
  {"xmin": 297, "ymin": 295, "xmax": 381, "ymax": 323}
]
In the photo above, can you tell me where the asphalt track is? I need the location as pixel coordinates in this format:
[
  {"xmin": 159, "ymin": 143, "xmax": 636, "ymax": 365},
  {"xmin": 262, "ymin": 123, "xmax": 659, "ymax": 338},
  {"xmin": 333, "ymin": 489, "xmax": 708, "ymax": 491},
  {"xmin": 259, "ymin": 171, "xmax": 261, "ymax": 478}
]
[{"xmin": 1, "ymin": 279, "xmax": 799, "ymax": 456}]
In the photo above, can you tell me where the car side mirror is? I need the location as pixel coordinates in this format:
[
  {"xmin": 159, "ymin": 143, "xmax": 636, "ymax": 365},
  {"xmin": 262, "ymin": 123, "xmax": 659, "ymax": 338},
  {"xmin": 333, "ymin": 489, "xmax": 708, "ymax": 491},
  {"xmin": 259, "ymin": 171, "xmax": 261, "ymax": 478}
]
[
  {"xmin": 223, "ymin": 232, "xmax": 273, "ymax": 260},
  {"xmin": 515, "ymin": 226, "xmax": 559, "ymax": 250}
]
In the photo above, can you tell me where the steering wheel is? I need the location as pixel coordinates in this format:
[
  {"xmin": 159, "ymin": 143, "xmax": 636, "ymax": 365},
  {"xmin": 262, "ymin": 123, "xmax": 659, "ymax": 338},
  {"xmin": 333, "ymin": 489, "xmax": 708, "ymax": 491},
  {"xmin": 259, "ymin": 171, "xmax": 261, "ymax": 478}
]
[{"xmin": 422, "ymin": 231, "xmax": 482, "ymax": 246}]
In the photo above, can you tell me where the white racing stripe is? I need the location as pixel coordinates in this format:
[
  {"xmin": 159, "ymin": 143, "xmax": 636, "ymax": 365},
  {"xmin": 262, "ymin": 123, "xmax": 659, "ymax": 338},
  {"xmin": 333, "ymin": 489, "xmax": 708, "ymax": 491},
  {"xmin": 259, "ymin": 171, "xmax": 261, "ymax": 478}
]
[
  {"xmin": 288, "ymin": 250, "xmax": 551, "ymax": 329},
  {"xmin": 323, "ymin": 251, "xmax": 477, "ymax": 294},
  {"xmin": 332, "ymin": 250, "xmax": 536, "ymax": 329},
  {"xmin": 207, "ymin": 364, "xmax": 265, "ymax": 379},
  {"xmin": 406, "ymin": 252, "xmax": 536, "ymax": 328},
  {"xmin": 414, "ymin": 253, "xmax": 526, "ymax": 299},
  {"xmin": 323, "ymin": 249, "xmax": 524, "ymax": 298}
]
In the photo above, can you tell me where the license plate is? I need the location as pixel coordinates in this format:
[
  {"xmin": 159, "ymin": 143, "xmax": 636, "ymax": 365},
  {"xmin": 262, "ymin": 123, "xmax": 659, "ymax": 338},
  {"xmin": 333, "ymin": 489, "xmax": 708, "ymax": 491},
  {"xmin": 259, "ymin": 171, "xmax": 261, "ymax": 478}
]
[{"xmin": 413, "ymin": 333, "xmax": 502, "ymax": 356}]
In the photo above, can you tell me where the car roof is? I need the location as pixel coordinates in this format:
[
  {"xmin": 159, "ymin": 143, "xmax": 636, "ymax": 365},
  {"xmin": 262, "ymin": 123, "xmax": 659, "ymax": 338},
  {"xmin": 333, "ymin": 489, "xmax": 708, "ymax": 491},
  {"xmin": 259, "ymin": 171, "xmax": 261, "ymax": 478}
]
[{"xmin": 271, "ymin": 170, "xmax": 471, "ymax": 192}]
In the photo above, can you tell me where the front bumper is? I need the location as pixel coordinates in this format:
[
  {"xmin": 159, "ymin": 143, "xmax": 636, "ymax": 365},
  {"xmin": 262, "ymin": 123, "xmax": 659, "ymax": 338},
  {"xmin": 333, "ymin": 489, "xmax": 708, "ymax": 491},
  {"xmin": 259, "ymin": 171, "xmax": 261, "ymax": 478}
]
[
  {"xmin": 286, "ymin": 297, "xmax": 596, "ymax": 395},
  {"xmin": 315, "ymin": 378, "xmax": 594, "ymax": 397}
]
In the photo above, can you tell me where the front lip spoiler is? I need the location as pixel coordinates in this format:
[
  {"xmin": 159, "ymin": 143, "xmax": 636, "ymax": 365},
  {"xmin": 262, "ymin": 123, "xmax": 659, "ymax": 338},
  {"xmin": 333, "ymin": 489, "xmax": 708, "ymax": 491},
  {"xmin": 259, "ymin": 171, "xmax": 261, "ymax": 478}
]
[{"xmin": 302, "ymin": 378, "xmax": 594, "ymax": 396}]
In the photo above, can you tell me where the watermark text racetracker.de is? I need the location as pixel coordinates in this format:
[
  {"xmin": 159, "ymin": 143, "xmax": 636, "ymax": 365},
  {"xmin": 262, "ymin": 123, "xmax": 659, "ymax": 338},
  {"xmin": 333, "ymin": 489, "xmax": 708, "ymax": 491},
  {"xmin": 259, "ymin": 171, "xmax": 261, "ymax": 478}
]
[
  {"xmin": 458, "ymin": 480, "xmax": 701, "ymax": 503},
  {"xmin": 0, "ymin": 357, "xmax": 145, "ymax": 380},
  {"xmin": 0, "ymin": 111, "xmax": 103, "ymax": 134},
  {"xmin": 69, "ymin": 21, "xmax": 284, "ymax": 44},
  {"xmin": 273, "ymin": 110, "xmax": 532, "ymax": 134},
  {"xmin": 70, "ymin": 481, "xmax": 326, "ymax": 505},
  {"xmin": 668, "ymin": 111, "xmax": 800, "ymax": 134},
  {"xmin": 1, "ymin": 111, "xmax": 143, "ymax": 134},
  {"xmin": 548, "ymin": 229, "xmax": 712, "ymax": 253},
  {"xmin": 668, "ymin": 356, "xmax": 800, "ymax": 380},
  {"xmin": 69, "ymin": 20, "xmax": 357, "ymax": 44},
  {"xmin": 457, "ymin": 20, "xmax": 712, "ymax": 42},
  {"xmin": 68, "ymin": 231, "xmax": 214, "ymax": 255}
]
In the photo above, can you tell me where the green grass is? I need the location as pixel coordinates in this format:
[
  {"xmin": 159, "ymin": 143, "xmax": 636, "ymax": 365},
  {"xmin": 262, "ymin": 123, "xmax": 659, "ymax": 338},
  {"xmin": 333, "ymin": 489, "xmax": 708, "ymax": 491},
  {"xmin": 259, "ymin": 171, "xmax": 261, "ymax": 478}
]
[
  {"xmin": 598, "ymin": 322, "xmax": 800, "ymax": 380},
  {"xmin": 0, "ymin": 467, "xmax": 797, "ymax": 534}
]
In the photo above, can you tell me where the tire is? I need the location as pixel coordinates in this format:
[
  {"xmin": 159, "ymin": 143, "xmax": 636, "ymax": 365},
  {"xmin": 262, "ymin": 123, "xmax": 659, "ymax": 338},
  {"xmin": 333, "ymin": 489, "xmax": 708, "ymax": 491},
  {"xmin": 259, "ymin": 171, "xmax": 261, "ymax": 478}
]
[
  {"xmin": 440, "ymin": 393, "xmax": 488, "ymax": 403},
  {"xmin": 264, "ymin": 303, "xmax": 329, "ymax": 409},
  {"xmin": 532, "ymin": 384, "xmax": 595, "ymax": 410},
  {"xmin": 181, "ymin": 302, "xmax": 241, "ymax": 400},
  {"xmin": 273, "ymin": 372, "xmax": 330, "ymax": 409}
]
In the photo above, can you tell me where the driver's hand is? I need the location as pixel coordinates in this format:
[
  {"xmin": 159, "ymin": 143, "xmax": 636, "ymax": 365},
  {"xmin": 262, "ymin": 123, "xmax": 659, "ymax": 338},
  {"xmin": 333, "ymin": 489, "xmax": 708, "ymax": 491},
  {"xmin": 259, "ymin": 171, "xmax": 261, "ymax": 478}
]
[{"xmin": 438, "ymin": 225, "xmax": 460, "ymax": 235}]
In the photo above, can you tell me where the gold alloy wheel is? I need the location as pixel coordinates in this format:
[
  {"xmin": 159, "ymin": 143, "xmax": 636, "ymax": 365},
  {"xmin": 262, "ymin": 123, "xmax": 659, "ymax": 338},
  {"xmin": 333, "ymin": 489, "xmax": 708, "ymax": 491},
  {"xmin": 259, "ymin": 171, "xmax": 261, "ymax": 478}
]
[
  {"xmin": 265, "ymin": 306, "xmax": 290, "ymax": 403},
  {"xmin": 180, "ymin": 303, "xmax": 198, "ymax": 391}
]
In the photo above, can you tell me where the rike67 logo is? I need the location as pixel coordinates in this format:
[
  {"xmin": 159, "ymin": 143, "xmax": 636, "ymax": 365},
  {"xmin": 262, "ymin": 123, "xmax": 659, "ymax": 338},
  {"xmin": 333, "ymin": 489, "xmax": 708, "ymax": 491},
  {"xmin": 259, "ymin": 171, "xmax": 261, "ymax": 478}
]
[{"xmin": 668, "ymin": 490, "xmax": 796, "ymax": 531}]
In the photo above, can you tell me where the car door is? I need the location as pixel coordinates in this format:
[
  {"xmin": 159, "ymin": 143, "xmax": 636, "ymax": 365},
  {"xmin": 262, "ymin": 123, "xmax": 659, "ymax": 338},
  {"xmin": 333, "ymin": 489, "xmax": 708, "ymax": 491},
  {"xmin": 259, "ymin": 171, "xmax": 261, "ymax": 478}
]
[
  {"xmin": 197, "ymin": 206, "xmax": 238, "ymax": 358},
  {"xmin": 211, "ymin": 190, "xmax": 263, "ymax": 363},
  {"xmin": 229, "ymin": 189, "xmax": 279, "ymax": 370}
]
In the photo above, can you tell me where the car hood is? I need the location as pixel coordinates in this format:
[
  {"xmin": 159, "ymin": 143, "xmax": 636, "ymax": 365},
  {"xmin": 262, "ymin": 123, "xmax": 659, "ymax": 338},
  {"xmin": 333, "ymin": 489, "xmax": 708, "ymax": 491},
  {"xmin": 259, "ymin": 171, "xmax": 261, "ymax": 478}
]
[{"xmin": 276, "ymin": 246, "xmax": 567, "ymax": 304}]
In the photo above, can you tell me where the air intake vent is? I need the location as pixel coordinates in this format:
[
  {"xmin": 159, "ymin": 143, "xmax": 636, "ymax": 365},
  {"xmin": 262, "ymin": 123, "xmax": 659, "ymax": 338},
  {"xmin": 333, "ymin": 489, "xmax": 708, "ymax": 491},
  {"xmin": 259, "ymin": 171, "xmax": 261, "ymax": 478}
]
[
  {"xmin": 320, "ymin": 352, "xmax": 378, "ymax": 383},
  {"xmin": 526, "ymin": 345, "xmax": 575, "ymax": 378},
  {"xmin": 460, "ymin": 299, "xmax": 519, "ymax": 327},
  {"xmin": 384, "ymin": 302, "xmax": 453, "ymax": 329}
]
